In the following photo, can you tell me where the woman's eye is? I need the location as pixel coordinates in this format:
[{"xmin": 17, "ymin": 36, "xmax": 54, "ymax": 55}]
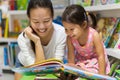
[
  {"xmin": 34, "ymin": 22, "xmax": 39, "ymax": 23},
  {"xmin": 44, "ymin": 20, "xmax": 49, "ymax": 23}
]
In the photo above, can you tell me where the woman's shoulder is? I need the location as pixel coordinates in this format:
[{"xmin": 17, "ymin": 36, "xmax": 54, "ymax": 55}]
[
  {"xmin": 52, "ymin": 22, "xmax": 66, "ymax": 42},
  {"xmin": 53, "ymin": 22, "xmax": 65, "ymax": 33},
  {"xmin": 17, "ymin": 32, "xmax": 30, "ymax": 44}
]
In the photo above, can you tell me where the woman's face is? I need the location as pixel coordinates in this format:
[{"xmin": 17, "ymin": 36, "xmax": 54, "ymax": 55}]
[
  {"xmin": 63, "ymin": 21, "xmax": 84, "ymax": 40},
  {"xmin": 29, "ymin": 8, "xmax": 53, "ymax": 38}
]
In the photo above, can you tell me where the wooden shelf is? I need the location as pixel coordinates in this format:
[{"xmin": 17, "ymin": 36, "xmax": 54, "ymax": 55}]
[
  {"xmin": 85, "ymin": 4, "xmax": 120, "ymax": 17},
  {"xmin": 106, "ymin": 48, "xmax": 120, "ymax": 59},
  {"xmin": 85, "ymin": 4, "xmax": 120, "ymax": 12},
  {"xmin": 0, "ymin": 38, "xmax": 17, "ymax": 43},
  {"xmin": 8, "ymin": 10, "xmax": 26, "ymax": 15}
]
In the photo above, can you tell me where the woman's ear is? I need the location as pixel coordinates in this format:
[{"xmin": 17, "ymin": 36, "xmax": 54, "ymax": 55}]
[{"xmin": 82, "ymin": 21, "xmax": 88, "ymax": 29}]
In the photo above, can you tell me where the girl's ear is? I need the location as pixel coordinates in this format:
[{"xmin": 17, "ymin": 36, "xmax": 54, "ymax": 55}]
[{"xmin": 82, "ymin": 21, "xmax": 87, "ymax": 29}]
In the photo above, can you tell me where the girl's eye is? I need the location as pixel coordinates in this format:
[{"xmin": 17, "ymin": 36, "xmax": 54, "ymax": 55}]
[
  {"xmin": 70, "ymin": 29, "xmax": 74, "ymax": 31},
  {"xmin": 65, "ymin": 29, "xmax": 67, "ymax": 31}
]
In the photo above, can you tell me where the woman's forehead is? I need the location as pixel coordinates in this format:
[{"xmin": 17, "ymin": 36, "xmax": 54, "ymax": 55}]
[{"xmin": 30, "ymin": 8, "xmax": 52, "ymax": 18}]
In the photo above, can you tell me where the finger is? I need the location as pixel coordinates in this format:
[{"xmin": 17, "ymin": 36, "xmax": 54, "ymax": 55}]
[
  {"xmin": 24, "ymin": 26, "xmax": 33, "ymax": 32},
  {"xmin": 67, "ymin": 74, "xmax": 72, "ymax": 80},
  {"xmin": 60, "ymin": 72, "xmax": 66, "ymax": 80}
]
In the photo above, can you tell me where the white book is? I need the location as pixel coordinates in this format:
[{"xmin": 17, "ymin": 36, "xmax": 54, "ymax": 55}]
[{"xmin": 114, "ymin": 35, "xmax": 120, "ymax": 49}]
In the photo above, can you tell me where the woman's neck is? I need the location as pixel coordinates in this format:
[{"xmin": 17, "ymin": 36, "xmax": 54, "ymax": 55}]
[{"xmin": 40, "ymin": 26, "xmax": 54, "ymax": 46}]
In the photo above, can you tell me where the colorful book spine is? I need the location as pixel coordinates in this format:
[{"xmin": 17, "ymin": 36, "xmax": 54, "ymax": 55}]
[
  {"xmin": 3, "ymin": 47, "xmax": 9, "ymax": 66},
  {"xmin": 104, "ymin": 18, "xmax": 119, "ymax": 47},
  {"xmin": 4, "ymin": 18, "xmax": 8, "ymax": 38}
]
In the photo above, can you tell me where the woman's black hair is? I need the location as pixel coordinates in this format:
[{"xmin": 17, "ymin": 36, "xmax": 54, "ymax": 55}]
[
  {"xmin": 62, "ymin": 4, "xmax": 88, "ymax": 27},
  {"xmin": 27, "ymin": 0, "xmax": 54, "ymax": 18}
]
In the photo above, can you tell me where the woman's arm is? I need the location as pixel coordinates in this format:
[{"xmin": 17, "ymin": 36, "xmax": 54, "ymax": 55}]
[
  {"xmin": 93, "ymin": 31, "xmax": 106, "ymax": 75},
  {"xmin": 34, "ymin": 40, "xmax": 45, "ymax": 63},
  {"xmin": 15, "ymin": 73, "xmax": 22, "ymax": 80},
  {"xmin": 24, "ymin": 27, "xmax": 45, "ymax": 63}
]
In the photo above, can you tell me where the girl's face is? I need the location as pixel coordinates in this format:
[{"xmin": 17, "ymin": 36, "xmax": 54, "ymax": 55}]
[
  {"xmin": 29, "ymin": 8, "xmax": 53, "ymax": 38},
  {"xmin": 63, "ymin": 21, "xmax": 84, "ymax": 39}
]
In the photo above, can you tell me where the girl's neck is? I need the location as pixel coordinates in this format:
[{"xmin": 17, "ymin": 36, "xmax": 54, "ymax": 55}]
[{"xmin": 78, "ymin": 28, "xmax": 89, "ymax": 46}]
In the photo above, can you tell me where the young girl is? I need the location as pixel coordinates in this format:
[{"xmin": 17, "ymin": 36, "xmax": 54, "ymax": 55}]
[{"xmin": 62, "ymin": 4, "xmax": 110, "ymax": 75}]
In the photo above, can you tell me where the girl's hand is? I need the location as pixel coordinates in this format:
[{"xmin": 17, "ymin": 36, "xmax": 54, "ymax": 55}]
[
  {"xmin": 24, "ymin": 27, "xmax": 40, "ymax": 44},
  {"xmin": 60, "ymin": 72, "xmax": 78, "ymax": 80}
]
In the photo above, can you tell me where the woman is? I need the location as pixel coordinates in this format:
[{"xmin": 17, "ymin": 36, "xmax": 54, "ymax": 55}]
[{"xmin": 15, "ymin": 0, "xmax": 66, "ymax": 80}]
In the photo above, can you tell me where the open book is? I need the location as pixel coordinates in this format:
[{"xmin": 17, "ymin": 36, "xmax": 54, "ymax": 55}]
[{"xmin": 12, "ymin": 58, "xmax": 116, "ymax": 80}]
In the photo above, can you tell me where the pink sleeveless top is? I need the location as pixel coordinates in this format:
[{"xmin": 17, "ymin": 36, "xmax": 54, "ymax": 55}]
[{"xmin": 70, "ymin": 27, "xmax": 110, "ymax": 74}]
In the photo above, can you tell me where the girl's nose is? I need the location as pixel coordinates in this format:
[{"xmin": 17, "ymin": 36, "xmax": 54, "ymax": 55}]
[{"xmin": 67, "ymin": 32, "xmax": 72, "ymax": 36}]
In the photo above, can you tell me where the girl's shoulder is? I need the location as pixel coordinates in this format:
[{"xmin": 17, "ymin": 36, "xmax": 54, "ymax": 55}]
[
  {"xmin": 89, "ymin": 27, "xmax": 97, "ymax": 33},
  {"xmin": 89, "ymin": 27, "xmax": 99, "ymax": 37}
]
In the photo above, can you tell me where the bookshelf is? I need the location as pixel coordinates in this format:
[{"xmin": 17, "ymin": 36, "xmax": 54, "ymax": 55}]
[
  {"xmin": 0, "ymin": 38, "xmax": 17, "ymax": 44},
  {"xmin": 84, "ymin": 4, "xmax": 120, "ymax": 17},
  {"xmin": 85, "ymin": 4, "xmax": 120, "ymax": 59},
  {"xmin": 8, "ymin": 10, "xmax": 27, "ymax": 32},
  {"xmin": 0, "ymin": 38, "xmax": 17, "ymax": 70},
  {"xmin": 84, "ymin": 4, "xmax": 120, "ymax": 60}
]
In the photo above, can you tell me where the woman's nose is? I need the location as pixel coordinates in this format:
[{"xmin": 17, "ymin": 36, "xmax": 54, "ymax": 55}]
[{"xmin": 38, "ymin": 23, "xmax": 45, "ymax": 29}]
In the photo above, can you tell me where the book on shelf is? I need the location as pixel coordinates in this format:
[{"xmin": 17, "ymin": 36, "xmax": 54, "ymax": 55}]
[
  {"xmin": 114, "ymin": 36, "xmax": 120, "ymax": 49},
  {"xmin": 12, "ymin": 58, "xmax": 116, "ymax": 80},
  {"xmin": 103, "ymin": 17, "xmax": 118, "ymax": 47},
  {"xmin": 96, "ymin": 17, "xmax": 118, "ymax": 47},
  {"xmin": 4, "ymin": 18, "xmax": 9, "ymax": 38},
  {"xmin": 107, "ymin": 18, "xmax": 120, "ymax": 48},
  {"xmin": 0, "ymin": 43, "xmax": 9, "ymax": 66},
  {"xmin": 0, "ymin": 41, "xmax": 20, "ymax": 68}
]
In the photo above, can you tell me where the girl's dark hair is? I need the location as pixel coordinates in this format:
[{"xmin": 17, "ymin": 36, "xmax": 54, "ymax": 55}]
[
  {"xmin": 27, "ymin": 0, "xmax": 54, "ymax": 18},
  {"xmin": 62, "ymin": 4, "xmax": 88, "ymax": 27},
  {"xmin": 88, "ymin": 12, "xmax": 97, "ymax": 29}
]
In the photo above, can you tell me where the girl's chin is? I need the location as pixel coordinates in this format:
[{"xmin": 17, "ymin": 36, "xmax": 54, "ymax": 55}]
[{"xmin": 71, "ymin": 36, "xmax": 77, "ymax": 39}]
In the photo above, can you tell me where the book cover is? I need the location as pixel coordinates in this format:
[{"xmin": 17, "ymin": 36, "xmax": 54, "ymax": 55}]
[
  {"xmin": 12, "ymin": 58, "xmax": 116, "ymax": 80},
  {"xmin": 107, "ymin": 18, "xmax": 120, "ymax": 48},
  {"xmin": 97, "ymin": 17, "xmax": 118, "ymax": 47},
  {"xmin": 4, "ymin": 18, "xmax": 8, "ymax": 38}
]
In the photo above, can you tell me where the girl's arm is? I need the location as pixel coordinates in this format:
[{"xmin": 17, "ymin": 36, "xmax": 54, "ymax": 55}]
[
  {"xmin": 67, "ymin": 36, "xmax": 75, "ymax": 64},
  {"xmin": 93, "ymin": 31, "xmax": 106, "ymax": 75}
]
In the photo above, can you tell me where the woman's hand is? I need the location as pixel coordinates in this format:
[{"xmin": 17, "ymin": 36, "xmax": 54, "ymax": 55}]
[
  {"xmin": 24, "ymin": 27, "xmax": 45, "ymax": 62},
  {"xmin": 24, "ymin": 27, "xmax": 40, "ymax": 44}
]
